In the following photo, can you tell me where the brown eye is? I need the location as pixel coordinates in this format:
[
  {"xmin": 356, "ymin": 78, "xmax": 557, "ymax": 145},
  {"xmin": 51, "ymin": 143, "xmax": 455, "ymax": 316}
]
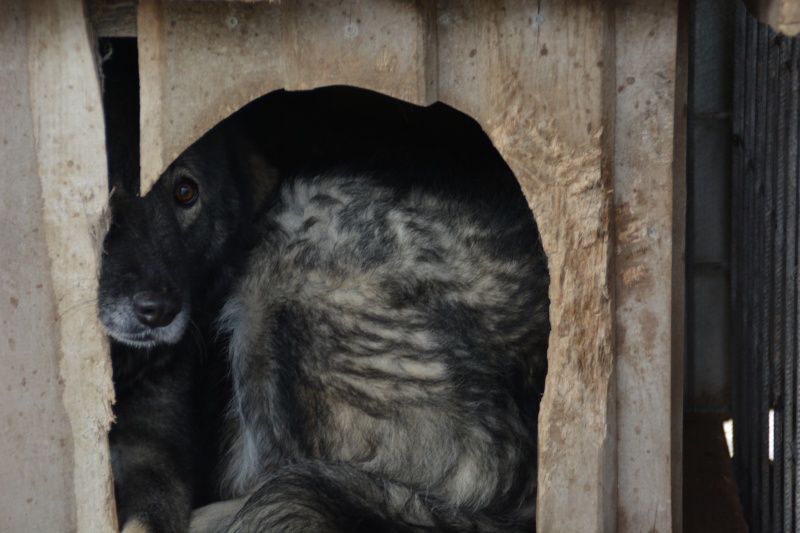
[{"xmin": 174, "ymin": 178, "xmax": 198, "ymax": 207}]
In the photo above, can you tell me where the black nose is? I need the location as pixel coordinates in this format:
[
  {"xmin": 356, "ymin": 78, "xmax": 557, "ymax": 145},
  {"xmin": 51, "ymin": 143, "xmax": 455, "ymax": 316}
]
[{"xmin": 132, "ymin": 289, "xmax": 182, "ymax": 328}]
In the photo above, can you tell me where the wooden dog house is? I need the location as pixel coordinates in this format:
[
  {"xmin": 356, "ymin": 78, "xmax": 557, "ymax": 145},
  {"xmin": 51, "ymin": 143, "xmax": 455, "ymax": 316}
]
[{"xmin": 1, "ymin": 1, "xmax": 688, "ymax": 531}]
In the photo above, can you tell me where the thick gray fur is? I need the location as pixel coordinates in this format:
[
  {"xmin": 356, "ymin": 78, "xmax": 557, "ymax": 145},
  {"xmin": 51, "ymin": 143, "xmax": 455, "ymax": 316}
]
[{"xmin": 99, "ymin": 88, "xmax": 549, "ymax": 533}]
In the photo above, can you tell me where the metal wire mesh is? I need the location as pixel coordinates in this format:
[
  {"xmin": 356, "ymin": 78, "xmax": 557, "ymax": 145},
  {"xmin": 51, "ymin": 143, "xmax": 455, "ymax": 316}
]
[{"xmin": 732, "ymin": 4, "xmax": 800, "ymax": 531}]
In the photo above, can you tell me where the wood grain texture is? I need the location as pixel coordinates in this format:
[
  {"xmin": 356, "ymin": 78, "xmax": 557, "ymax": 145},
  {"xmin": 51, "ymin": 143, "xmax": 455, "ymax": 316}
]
[
  {"xmin": 135, "ymin": 1, "xmax": 683, "ymax": 531},
  {"xmin": 25, "ymin": 0, "xmax": 117, "ymax": 530},
  {"xmin": 0, "ymin": 2, "xmax": 79, "ymax": 530},
  {"xmin": 438, "ymin": 2, "xmax": 618, "ymax": 531},
  {"xmin": 138, "ymin": 0, "xmax": 438, "ymax": 191},
  {"xmin": 613, "ymin": 2, "xmax": 682, "ymax": 532}
]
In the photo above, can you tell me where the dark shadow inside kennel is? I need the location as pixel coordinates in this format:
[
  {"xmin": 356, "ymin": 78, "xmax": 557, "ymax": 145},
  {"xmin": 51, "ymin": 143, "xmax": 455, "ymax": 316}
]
[{"xmin": 98, "ymin": 38, "xmax": 539, "ymax": 209}]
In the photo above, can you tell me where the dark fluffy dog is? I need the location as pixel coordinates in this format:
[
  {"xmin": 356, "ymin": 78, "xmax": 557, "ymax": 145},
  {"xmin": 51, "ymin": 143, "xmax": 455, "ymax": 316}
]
[{"xmin": 99, "ymin": 88, "xmax": 549, "ymax": 533}]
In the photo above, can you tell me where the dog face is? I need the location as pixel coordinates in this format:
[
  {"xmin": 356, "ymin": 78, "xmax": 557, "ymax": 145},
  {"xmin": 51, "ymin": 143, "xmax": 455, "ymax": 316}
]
[
  {"xmin": 97, "ymin": 128, "xmax": 273, "ymax": 349},
  {"xmin": 98, "ymin": 179, "xmax": 191, "ymax": 348}
]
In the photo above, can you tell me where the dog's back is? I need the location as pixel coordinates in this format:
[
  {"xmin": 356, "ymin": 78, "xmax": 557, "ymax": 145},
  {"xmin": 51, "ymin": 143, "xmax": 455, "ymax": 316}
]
[
  {"xmin": 100, "ymin": 88, "xmax": 549, "ymax": 533},
  {"xmin": 210, "ymin": 173, "xmax": 548, "ymax": 530}
]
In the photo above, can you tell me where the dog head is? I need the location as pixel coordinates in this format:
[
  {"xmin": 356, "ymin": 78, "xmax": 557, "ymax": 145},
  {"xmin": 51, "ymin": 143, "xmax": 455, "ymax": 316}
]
[{"xmin": 97, "ymin": 119, "xmax": 279, "ymax": 349}]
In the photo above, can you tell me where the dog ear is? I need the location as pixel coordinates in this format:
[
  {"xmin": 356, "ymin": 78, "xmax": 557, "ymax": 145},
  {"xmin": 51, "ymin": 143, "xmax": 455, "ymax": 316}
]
[
  {"xmin": 242, "ymin": 150, "xmax": 280, "ymax": 218},
  {"xmin": 193, "ymin": 107, "xmax": 283, "ymax": 219}
]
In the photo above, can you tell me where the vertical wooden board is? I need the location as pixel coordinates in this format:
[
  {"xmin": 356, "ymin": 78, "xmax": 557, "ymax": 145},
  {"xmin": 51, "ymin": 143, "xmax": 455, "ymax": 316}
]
[
  {"xmin": 138, "ymin": 0, "xmax": 285, "ymax": 190},
  {"xmin": 437, "ymin": 2, "xmax": 617, "ymax": 531},
  {"xmin": 0, "ymin": 2, "xmax": 79, "ymax": 530},
  {"xmin": 281, "ymin": 0, "xmax": 437, "ymax": 102},
  {"xmin": 433, "ymin": 0, "xmax": 481, "ymax": 118},
  {"xmin": 26, "ymin": 0, "xmax": 117, "ymax": 530},
  {"xmin": 613, "ymin": 2, "xmax": 682, "ymax": 532},
  {"xmin": 139, "ymin": 0, "xmax": 437, "ymax": 192}
]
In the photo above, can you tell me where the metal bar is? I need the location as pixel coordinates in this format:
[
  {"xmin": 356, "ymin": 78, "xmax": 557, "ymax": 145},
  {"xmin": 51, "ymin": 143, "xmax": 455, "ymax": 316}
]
[
  {"xmin": 736, "ymin": 5, "xmax": 753, "ymax": 523},
  {"xmin": 769, "ymin": 28, "xmax": 786, "ymax": 533},
  {"xmin": 773, "ymin": 35, "xmax": 793, "ymax": 531},
  {"xmin": 756, "ymin": 21, "xmax": 772, "ymax": 533},
  {"xmin": 789, "ymin": 36, "xmax": 800, "ymax": 533},
  {"xmin": 752, "ymin": 18, "xmax": 771, "ymax": 531},
  {"xmin": 748, "ymin": 14, "xmax": 762, "ymax": 528},
  {"xmin": 730, "ymin": 7, "xmax": 800, "ymax": 530},
  {"xmin": 732, "ymin": 0, "xmax": 746, "ymax": 490}
]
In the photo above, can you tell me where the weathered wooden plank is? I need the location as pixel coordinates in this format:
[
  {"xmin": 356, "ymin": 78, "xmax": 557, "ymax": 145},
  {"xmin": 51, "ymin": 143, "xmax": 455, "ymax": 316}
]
[
  {"xmin": 137, "ymin": 0, "xmax": 287, "ymax": 190},
  {"xmin": 20, "ymin": 0, "xmax": 116, "ymax": 530},
  {"xmin": 280, "ymin": 0, "xmax": 437, "ymax": 101},
  {"xmin": 441, "ymin": 2, "xmax": 682, "ymax": 530},
  {"xmin": 139, "ymin": 0, "xmax": 437, "ymax": 191},
  {"xmin": 0, "ymin": 2, "xmax": 80, "ymax": 530},
  {"xmin": 437, "ymin": 2, "xmax": 618, "ymax": 531},
  {"xmin": 613, "ymin": 1, "xmax": 683, "ymax": 532},
  {"xmin": 432, "ymin": 0, "xmax": 481, "ymax": 121}
]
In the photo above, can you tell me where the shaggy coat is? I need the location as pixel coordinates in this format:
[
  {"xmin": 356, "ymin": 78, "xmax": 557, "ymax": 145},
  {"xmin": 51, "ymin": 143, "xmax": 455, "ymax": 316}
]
[{"xmin": 98, "ymin": 88, "xmax": 549, "ymax": 533}]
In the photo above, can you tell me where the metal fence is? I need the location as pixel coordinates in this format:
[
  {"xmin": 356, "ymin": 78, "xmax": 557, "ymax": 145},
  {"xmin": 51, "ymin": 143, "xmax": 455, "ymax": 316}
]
[{"xmin": 732, "ymin": 3, "xmax": 800, "ymax": 531}]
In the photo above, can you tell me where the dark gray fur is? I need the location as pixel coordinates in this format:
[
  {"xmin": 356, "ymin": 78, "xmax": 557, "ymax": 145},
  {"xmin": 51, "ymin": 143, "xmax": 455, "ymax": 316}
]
[{"xmin": 99, "ymin": 88, "xmax": 549, "ymax": 533}]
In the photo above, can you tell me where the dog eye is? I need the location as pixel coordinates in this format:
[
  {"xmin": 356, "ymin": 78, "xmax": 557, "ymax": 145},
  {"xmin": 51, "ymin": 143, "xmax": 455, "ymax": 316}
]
[{"xmin": 174, "ymin": 178, "xmax": 199, "ymax": 207}]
